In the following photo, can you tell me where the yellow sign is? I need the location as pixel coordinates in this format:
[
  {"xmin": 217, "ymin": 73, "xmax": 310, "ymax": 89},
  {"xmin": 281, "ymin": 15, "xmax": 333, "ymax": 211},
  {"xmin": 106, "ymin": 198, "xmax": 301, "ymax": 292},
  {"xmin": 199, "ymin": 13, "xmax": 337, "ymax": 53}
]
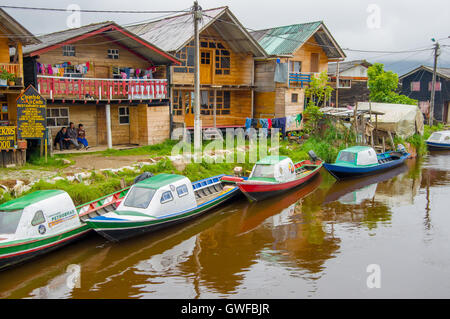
[
  {"xmin": 17, "ymin": 85, "xmax": 47, "ymax": 140},
  {"xmin": 0, "ymin": 126, "xmax": 16, "ymax": 150}
]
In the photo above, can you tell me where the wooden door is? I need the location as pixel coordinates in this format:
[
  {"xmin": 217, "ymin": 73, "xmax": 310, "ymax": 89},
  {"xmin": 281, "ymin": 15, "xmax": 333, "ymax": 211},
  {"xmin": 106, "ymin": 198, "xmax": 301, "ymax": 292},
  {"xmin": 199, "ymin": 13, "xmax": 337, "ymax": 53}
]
[
  {"xmin": 129, "ymin": 106, "xmax": 139, "ymax": 144},
  {"xmin": 200, "ymin": 50, "xmax": 212, "ymax": 84},
  {"xmin": 310, "ymin": 53, "xmax": 319, "ymax": 73},
  {"xmin": 184, "ymin": 91, "xmax": 195, "ymax": 127},
  {"xmin": 95, "ymin": 66, "xmax": 109, "ymax": 78},
  {"xmin": 96, "ymin": 105, "xmax": 106, "ymax": 145}
]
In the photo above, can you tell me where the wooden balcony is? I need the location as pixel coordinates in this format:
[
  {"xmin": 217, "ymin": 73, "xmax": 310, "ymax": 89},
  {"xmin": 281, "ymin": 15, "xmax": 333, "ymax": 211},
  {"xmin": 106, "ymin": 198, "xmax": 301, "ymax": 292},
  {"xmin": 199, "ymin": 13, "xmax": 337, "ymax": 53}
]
[
  {"xmin": 288, "ymin": 73, "xmax": 312, "ymax": 88},
  {"xmin": 0, "ymin": 63, "xmax": 20, "ymax": 78},
  {"xmin": 37, "ymin": 76, "xmax": 168, "ymax": 101}
]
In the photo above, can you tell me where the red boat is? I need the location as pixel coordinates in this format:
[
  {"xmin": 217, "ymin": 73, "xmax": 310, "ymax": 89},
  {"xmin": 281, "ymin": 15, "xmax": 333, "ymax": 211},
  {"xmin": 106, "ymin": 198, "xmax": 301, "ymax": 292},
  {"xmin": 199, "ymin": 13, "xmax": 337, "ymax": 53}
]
[{"xmin": 222, "ymin": 154, "xmax": 323, "ymax": 201}]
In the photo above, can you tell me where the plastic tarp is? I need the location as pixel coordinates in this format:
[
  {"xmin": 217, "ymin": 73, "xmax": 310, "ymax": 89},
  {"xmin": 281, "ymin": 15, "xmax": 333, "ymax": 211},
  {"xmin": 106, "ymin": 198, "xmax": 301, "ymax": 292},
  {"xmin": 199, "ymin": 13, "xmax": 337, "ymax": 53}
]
[
  {"xmin": 357, "ymin": 102, "xmax": 424, "ymax": 139},
  {"xmin": 274, "ymin": 63, "xmax": 288, "ymax": 83}
]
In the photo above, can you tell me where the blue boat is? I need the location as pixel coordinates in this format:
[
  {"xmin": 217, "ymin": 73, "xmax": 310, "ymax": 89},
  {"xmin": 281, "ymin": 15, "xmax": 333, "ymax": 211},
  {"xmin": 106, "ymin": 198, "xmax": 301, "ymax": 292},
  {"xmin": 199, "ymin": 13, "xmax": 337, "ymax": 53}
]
[
  {"xmin": 426, "ymin": 131, "xmax": 450, "ymax": 150},
  {"xmin": 323, "ymin": 146, "xmax": 410, "ymax": 180}
]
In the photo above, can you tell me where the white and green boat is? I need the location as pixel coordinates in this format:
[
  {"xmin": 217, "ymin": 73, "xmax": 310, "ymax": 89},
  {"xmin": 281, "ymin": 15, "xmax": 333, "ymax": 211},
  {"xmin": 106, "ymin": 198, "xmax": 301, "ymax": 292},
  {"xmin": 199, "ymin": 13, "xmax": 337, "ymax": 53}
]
[
  {"xmin": 85, "ymin": 173, "xmax": 240, "ymax": 242},
  {"xmin": 0, "ymin": 187, "xmax": 129, "ymax": 271}
]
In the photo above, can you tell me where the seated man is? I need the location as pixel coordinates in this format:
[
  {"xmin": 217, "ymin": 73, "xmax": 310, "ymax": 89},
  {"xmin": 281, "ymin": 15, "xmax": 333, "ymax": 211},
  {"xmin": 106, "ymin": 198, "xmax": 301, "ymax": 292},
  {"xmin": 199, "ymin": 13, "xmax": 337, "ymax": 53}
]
[
  {"xmin": 67, "ymin": 122, "xmax": 82, "ymax": 150},
  {"xmin": 54, "ymin": 127, "xmax": 70, "ymax": 150},
  {"xmin": 77, "ymin": 124, "xmax": 90, "ymax": 149}
]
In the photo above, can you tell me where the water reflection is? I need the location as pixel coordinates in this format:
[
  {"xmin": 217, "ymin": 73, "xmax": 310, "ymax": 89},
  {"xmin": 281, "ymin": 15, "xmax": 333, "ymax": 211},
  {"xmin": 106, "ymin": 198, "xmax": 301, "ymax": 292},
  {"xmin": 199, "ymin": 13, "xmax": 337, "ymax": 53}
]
[{"xmin": 1, "ymin": 153, "xmax": 450, "ymax": 298}]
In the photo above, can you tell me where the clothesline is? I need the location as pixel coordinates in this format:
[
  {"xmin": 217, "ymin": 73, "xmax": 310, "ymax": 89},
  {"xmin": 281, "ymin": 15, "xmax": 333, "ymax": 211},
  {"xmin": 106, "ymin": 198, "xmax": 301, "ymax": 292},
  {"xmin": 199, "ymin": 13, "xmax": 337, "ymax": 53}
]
[{"xmin": 244, "ymin": 113, "xmax": 303, "ymax": 137}]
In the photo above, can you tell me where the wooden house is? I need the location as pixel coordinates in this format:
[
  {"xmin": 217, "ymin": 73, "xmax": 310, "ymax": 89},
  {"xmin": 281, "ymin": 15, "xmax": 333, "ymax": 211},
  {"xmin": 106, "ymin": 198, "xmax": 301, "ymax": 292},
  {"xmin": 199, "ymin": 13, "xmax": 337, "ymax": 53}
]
[
  {"xmin": 399, "ymin": 66, "xmax": 450, "ymax": 123},
  {"xmin": 0, "ymin": 9, "xmax": 40, "ymax": 166},
  {"xmin": 127, "ymin": 6, "xmax": 267, "ymax": 130},
  {"xmin": 328, "ymin": 60, "xmax": 372, "ymax": 107},
  {"xmin": 250, "ymin": 21, "xmax": 345, "ymax": 130},
  {"xmin": 23, "ymin": 22, "xmax": 180, "ymax": 147}
]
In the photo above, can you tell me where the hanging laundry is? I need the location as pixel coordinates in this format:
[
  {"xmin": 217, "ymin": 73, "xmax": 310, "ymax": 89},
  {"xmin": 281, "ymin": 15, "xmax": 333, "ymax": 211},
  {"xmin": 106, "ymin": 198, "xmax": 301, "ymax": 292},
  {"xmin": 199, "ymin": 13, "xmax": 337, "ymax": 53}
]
[
  {"xmin": 259, "ymin": 119, "xmax": 269, "ymax": 137},
  {"xmin": 268, "ymin": 118, "xmax": 272, "ymax": 129},
  {"xmin": 272, "ymin": 117, "xmax": 286, "ymax": 136},
  {"xmin": 295, "ymin": 113, "xmax": 302, "ymax": 126},
  {"xmin": 245, "ymin": 118, "xmax": 252, "ymax": 133}
]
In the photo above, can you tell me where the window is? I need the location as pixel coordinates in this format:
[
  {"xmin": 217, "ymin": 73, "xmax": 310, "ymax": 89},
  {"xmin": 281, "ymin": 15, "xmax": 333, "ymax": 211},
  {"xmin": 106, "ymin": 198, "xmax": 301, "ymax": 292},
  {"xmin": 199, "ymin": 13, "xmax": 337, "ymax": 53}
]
[
  {"xmin": 0, "ymin": 210, "xmax": 23, "ymax": 234},
  {"xmin": 291, "ymin": 93, "xmax": 298, "ymax": 103},
  {"xmin": 290, "ymin": 61, "xmax": 302, "ymax": 73},
  {"xmin": 411, "ymin": 81, "xmax": 421, "ymax": 91},
  {"xmin": 160, "ymin": 191, "xmax": 173, "ymax": 204},
  {"xmin": 213, "ymin": 91, "xmax": 231, "ymax": 115},
  {"xmin": 119, "ymin": 106, "xmax": 129, "ymax": 124},
  {"xmin": 174, "ymin": 41, "xmax": 195, "ymax": 73},
  {"xmin": 31, "ymin": 210, "xmax": 45, "ymax": 226},
  {"xmin": 0, "ymin": 103, "xmax": 8, "ymax": 121},
  {"xmin": 428, "ymin": 132, "xmax": 442, "ymax": 142},
  {"xmin": 215, "ymin": 47, "xmax": 230, "ymax": 75},
  {"xmin": 428, "ymin": 81, "xmax": 441, "ymax": 91},
  {"xmin": 172, "ymin": 90, "xmax": 230, "ymax": 116},
  {"xmin": 338, "ymin": 79, "xmax": 351, "ymax": 88},
  {"xmin": 46, "ymin": 108, "xmax": 69, "ymax": 127},
  {"xmin": 251, "ymin": 165, "xmax": 275, "ymax": 179},
  {"xmin": 124, "ymin": 187, "xmax": 156, "ymax": 209},
  {"xmin": 62, "ymin": 45, "xmax": 75, "ymax": 57},
  {"xmin": 172, "ymin": 90, "xmax": 183, "ymax": 116},
  {"xmin": 62, "ymin": 65, "xmax": 83, "ymax": 78},
  {"xmin": 176, "ymin": 184, "xmax": 189, "ymax": 198},
  {"xmin": 201, "ymin": 51, "xmax": 211, "ymax": 65},
  {"xmin": 107, "ymin": 49, "xmax": 119, "ymax": 59},
  {"xmin": 337, "ymin": 151, "xmax": 356, "ymax": 163}
]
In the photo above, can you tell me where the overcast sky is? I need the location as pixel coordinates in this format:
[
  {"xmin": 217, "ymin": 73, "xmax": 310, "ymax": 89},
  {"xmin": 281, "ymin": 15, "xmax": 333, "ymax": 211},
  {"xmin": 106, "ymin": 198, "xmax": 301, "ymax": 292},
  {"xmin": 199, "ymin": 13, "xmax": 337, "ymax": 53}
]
[{"xmin": 4, "ymin": 0, "xmax": 450, "ymax": 74}]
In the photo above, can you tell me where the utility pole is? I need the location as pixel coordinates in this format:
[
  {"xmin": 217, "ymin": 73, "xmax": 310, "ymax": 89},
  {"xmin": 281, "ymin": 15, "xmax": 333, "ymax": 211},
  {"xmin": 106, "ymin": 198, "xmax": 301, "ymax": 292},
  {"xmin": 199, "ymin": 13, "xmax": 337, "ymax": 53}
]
[
  {"xmin": 429, "ymin": 39, "xmax": 440, "ymax": 127},
  {"xmin": 193, "ymin": 1, "xmax": 202, "ymax": 161},
  {"xmin": 335, "ymin": 60, "xmax": 340, "ymax": 108}
]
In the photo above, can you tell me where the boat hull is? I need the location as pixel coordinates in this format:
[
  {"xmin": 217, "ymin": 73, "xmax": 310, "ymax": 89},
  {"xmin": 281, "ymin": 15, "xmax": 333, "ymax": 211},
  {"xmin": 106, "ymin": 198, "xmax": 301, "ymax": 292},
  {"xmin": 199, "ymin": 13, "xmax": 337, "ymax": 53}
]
[
  {"xmin": 237, "ymin": 161, "xmax": 322, "ymax": 201},
  {"xmin": 323, "ymin": 154, "xmax": 409, "ymax": 180},
  {"xmin": 87, "ymin": 187, "xmax": 240, "ymax": 242},
  {"xmin": 0, "ymin": 225, "xmax": 90, "ymax": 271},
  {"xmin": 426, "ymin": 141, "xmax": 450, "ymax": 151}
]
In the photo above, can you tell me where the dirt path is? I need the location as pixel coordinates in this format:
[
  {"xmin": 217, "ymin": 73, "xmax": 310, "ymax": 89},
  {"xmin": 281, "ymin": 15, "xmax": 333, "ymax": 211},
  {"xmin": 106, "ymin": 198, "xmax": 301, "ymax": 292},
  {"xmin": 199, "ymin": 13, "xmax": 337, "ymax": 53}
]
[{"xmin": 64, "ymin": 154, "xmax": 153, "ymax": 171}]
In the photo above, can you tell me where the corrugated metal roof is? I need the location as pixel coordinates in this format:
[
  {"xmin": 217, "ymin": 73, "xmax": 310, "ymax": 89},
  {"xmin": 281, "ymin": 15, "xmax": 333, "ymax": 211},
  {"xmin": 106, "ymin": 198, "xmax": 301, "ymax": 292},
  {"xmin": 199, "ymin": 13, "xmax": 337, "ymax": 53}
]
[
  {"xmin": 399, "ymin": 65, "xmax": 450, "ymax": 80},
  {"xmin": 250, "ymin": 21, "xmax": 322, "ymax": 56},
  {"xmin": 126, "ymin": 7, "xmax": 267, "ymax": 57},
  {"xmin": 328, "ymin": 60, "xmax": 372, "ymax": 75},
  {"xmin": 0, "ymin": 8, "xmax": 40, "ymax": 45},
  {"xmin": 23, "ymin": 21, "xmax": 179, "ymax": 65}
]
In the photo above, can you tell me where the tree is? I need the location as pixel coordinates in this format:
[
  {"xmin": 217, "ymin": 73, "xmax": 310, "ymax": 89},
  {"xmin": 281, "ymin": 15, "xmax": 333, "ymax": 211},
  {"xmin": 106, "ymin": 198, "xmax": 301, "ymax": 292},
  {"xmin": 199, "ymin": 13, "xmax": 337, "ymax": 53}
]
[
  {"xmin": 304, "ymin": 71, "xmax": 333, "ymax": 107},
  {"xmin": 367, "ymin": 63, "xmax": 417, "ymax": 105}
]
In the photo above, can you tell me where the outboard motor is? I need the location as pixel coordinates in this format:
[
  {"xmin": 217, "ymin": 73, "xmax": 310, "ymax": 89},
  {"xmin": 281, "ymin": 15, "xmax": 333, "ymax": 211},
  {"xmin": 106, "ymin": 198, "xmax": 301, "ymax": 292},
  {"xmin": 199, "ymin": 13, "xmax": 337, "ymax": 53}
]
[
  {"xmin": 397, "ymin": 144, "xmax": 407, "ymax": 154},
  {"xmin": 134, "ymin": 172, "xmax": 154, "ymax": 184},
  {"xmin": 308, "ymin": 150, "xmax": 321, "ymax": 162}
]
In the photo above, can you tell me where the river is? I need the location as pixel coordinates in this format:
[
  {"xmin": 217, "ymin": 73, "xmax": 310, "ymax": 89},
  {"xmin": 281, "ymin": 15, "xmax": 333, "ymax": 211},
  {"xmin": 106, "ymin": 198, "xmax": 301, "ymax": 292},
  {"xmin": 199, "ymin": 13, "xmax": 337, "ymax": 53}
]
[{"xmin": 0, "ymin": 151, "xmax": 449, "ymax": 298}]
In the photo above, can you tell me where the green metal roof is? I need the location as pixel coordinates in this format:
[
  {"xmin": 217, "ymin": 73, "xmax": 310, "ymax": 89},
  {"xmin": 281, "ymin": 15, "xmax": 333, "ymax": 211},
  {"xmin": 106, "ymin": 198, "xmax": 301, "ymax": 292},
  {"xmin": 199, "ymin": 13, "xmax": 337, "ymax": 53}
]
[
  {"xmin": 340, "ymin": 146, "xmax": 373, "ymax": 154},
  {"xmin": 135, "ymin": 173, "xmax": 185, "ymax": 189},
  {"xmin": 250, "ymin": 21, "xmax": 322, "ymax": 56},
  {"xmin": 0, "ymin": 190, "xmax": 65, "ymax": 211},
  {"xmin": 256, "ymin": 156, "xmax": 289, "ymax": 165}
]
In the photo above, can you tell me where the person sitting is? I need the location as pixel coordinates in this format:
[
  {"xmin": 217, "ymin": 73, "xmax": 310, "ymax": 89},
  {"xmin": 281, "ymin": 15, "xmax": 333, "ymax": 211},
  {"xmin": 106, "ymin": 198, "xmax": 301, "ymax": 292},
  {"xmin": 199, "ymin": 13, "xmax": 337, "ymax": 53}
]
[
  {"xmin": 77, "ymin": 123, "xmax": 90, "ymax": 149},
  {"xmin": 67, "ymin": 122, "xmax": 82, "ymax": 150},
  {"xmin": 54, "ymin": 127, "xmax": 70, "ymax": 150}
]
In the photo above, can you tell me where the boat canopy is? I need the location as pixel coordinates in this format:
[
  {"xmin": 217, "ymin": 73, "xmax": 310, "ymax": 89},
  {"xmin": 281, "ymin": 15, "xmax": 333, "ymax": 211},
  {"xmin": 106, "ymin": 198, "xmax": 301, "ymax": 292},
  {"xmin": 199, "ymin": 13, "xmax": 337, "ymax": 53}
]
[
  {"xmin": 427, "ymin": 131, "xmax": 450, "ymax": 144},
  {"xmin": 250, "ymin": 156, "xmax": 296, "ymax": 182},
  {"xmin": 336, "ymin": 146, "xmax": 378, "ymax": 166}
]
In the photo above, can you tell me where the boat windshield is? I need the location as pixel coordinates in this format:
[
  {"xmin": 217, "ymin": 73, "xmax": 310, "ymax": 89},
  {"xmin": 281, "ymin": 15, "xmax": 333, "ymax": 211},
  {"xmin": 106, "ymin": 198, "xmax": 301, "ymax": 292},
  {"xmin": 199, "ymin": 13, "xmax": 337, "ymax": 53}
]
[
  {"xmin": 0, "ymin": 210, "xmax": 23, "ymax": 235},
  {"xmin": 429, "ymin": 133, "xmax": 442, "ymax": 142},
  {"xmin": 252, "ymin": 164, "xmax": 275, "ymax": 178},
  {"xmin": 337, "ymin": 151, "xmax": 356, "ymax": 163},
  {"xmin": 123, "ymin": 187, "xmax": 156, "ymax": 209}
]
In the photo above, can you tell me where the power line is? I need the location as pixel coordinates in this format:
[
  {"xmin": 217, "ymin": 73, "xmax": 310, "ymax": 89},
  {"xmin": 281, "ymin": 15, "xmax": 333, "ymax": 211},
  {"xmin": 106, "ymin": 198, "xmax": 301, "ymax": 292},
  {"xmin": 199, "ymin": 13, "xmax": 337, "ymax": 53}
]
[{"xmin": 0, "ymin": 5, "xmax": 190, "ymax": 14}]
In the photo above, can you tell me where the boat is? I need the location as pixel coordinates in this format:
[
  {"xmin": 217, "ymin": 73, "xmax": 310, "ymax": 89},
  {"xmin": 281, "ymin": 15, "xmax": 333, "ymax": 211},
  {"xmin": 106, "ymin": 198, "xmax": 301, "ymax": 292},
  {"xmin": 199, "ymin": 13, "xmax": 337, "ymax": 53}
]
[
  {"xmin": 426, "ymin": 131, "xmax": 450, "ymax": 150},
  {"xmin": 323, "ymin": 145, "xmax": 410, "ymax": 180},
  {"xmin": 85, "ymin": 173, "xmax": 240, "ymax": 242},
  {"xmin": 227, "ymin": 154, "xmax": 323, "ymax": 201},
  {"xmin": 0, "ymin": 187, "xmax": 129, "ymax": 271}
]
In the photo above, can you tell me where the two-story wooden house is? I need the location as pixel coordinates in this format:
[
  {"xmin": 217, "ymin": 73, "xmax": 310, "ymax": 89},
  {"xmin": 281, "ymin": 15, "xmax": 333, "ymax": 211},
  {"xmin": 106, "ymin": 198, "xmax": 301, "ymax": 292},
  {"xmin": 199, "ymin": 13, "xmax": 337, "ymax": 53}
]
[
  {"xmin": 127, "ymin": 6, "xmax": 267, "ymax": 130},
  {"xmin": 399, "ymin": 65, "xmax": 450, "ymax": 123},
  {"xmin": 328, "ymin": 60, "xmax": 372, "ymax": 107},
  {"xmin": 0, "ymin": 9, "xmax": 40, "ymax": 166},
  {"xmin": 23, "ymin": 21, "xmax": 180, "ymax": 148},
  {"xmin": 250, "ymin": 21, "xmax": 345, "ymax": 130}
]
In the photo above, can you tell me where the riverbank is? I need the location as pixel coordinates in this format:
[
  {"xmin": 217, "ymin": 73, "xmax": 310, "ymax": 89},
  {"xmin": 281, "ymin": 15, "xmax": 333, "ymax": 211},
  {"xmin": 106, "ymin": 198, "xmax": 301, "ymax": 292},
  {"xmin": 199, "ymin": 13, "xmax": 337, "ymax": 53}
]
[{"xmin": 0, "ymin": 123, "xmax": 443, "ymax": 206}]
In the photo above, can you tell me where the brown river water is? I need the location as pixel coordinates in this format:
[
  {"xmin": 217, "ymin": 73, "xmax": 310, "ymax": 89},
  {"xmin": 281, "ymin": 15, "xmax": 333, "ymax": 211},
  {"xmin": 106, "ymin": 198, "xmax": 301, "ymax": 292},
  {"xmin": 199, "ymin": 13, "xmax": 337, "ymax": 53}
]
[{"xmin": 0, "ymin": 151, "xmax": 449, "ymax": 299}]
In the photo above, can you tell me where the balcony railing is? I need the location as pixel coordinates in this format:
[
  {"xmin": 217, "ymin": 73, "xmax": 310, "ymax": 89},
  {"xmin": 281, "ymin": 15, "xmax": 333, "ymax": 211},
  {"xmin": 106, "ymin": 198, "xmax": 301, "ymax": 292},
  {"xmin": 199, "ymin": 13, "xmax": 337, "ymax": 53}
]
[
  {"xmin": 0, "ymin": 63, "xmax": 20, "ymax": 78},
  {"xmin": 37, "ymin": 75, "xmax": 168, "ymax": 101},
  {"xmin": 288, "ymin": 73, "xmax": 312, "ymax": 87}
]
